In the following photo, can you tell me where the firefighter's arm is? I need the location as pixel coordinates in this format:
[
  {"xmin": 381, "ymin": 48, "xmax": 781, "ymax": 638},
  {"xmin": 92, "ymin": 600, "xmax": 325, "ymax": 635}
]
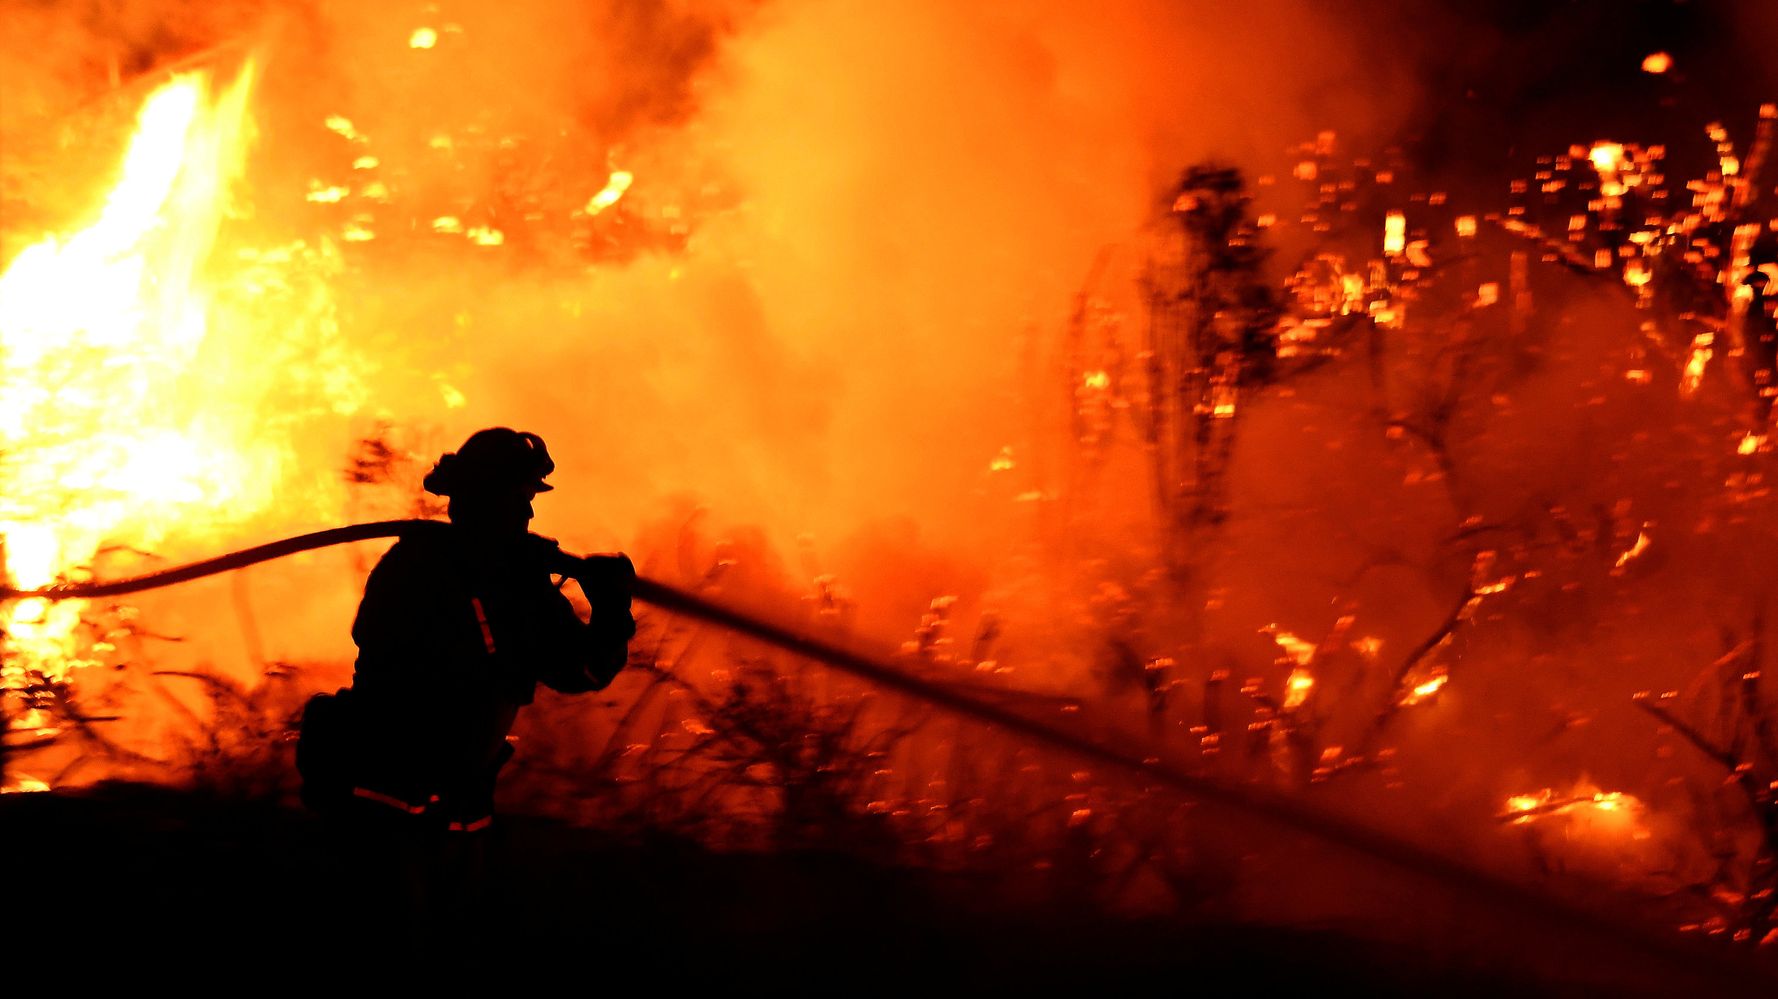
[{"xmin": 534, "ymin": 551, "xmax": 636, "ymax": 693}]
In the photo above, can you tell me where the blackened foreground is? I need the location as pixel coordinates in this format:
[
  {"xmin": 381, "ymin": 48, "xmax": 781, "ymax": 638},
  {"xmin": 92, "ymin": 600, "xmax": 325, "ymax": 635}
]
[{"xmin": 1, "ymin": 782, "xmax": 1756, "ymax": 994}]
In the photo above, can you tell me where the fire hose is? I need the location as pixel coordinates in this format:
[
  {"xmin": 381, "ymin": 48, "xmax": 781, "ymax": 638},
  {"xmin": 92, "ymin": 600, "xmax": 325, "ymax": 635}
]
[{"xmin": 1, "ymin": 518, "xmax": 1770, "ymax": 988}]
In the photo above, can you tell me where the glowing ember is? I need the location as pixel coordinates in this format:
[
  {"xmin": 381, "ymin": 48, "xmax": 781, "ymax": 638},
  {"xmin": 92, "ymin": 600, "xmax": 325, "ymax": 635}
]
[
  {"xmin": 1614, "ymin": 528, "xmax": 1652, "ymax": 571},
  {"xmin": 323, "ymin": 114, "xmax": 365, "ymax": 143},
  {"xmin": 1283, "ymin": 668, "xmax": 1315, "ymax": 710},
  {"xmin": 1383, "ymin": 211, "xmax": 1406, "ymax": 256},
  {"xmin": 1681, "ymin": 332, "xmax": 1714, "ymax": 397},
  {"xmin": 1503, "ymin": 787, "xmax": 1647, "ymax": 832},
  {"xmin": 1400, "ymin": 672, "xmax": 1449, "ymax": 706},
  {"xmin": 1588, "ymin": 141, "xmax": 1626, "ymax": 174},
  {"xmin": 1267, "ymin": 627, "xmax": 1317, "ymax": 667},
  {"xmin": 409, "ymin": 27, "xmax": 438, "ymax": 49},
  {"xmin": 1641, "ymin": 52, "xmax": 1672, "ymax": 74},
  {"xmin": 1506, "ymin": 793, "xmax": 1545, "ymax": 819},
  {"xmin": 585, "ymin": 169, "xmax": 634, "ymax": 215}
]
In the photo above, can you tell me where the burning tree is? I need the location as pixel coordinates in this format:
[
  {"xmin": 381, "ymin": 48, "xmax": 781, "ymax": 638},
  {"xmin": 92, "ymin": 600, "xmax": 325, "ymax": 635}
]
[
  {"xmin": 1049, "ymin": 91, "xmax": 1778, "ymax": 954},
  {"xmin": 1138, "ymin": 165, "xmax": 1281, "ymax": 553}
]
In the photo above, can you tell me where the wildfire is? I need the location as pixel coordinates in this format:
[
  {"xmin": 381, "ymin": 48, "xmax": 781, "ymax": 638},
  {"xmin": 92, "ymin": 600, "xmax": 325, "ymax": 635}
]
[{"xmin": 0, "ymin": 62, "xmax": 362, "ymax": 691}]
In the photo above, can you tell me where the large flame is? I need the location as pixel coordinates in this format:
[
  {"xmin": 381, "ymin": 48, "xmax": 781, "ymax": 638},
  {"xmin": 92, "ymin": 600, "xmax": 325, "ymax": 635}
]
[{"xmin": 0, "ymin": 62, "xmax": 359, "ymax": 684}]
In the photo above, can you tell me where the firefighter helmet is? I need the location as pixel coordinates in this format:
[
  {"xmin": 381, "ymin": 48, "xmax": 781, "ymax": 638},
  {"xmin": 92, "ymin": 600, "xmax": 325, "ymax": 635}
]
[{"xmin": 422, "ymin": 427, "xmax": 556, "ymax": 497}]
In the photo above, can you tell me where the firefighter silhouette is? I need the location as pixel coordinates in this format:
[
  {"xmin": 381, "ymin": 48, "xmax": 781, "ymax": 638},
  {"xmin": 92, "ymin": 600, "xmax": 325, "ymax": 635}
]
[{"xmin": 337, "ymin": 427, "xmax": 635, "ymax": 953}]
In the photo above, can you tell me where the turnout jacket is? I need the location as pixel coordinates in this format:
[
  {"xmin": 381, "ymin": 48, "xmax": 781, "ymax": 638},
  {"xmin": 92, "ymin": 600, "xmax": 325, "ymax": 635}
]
[{"xmin": 348, "ymin": 526, "xmax": 634, "ymax": 825}]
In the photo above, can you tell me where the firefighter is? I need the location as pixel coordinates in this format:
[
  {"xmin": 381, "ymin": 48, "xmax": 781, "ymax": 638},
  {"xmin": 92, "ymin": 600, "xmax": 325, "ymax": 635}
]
[{"xmin": 339, "ymin": 426, "xmax": 635, "ymax": 954}]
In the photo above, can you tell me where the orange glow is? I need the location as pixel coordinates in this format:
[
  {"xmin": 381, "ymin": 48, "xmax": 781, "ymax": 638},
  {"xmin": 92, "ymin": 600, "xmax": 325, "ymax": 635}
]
[{"xmin": 1641, "ymin": 52, "xmax": 1672, "ymax": 74}]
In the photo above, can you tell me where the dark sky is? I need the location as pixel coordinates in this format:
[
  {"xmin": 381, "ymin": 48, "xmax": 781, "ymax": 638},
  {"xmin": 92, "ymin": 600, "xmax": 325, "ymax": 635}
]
[{"xmin": 1379, "ymin": 0, "xmax": 1773, "ymax": 186}]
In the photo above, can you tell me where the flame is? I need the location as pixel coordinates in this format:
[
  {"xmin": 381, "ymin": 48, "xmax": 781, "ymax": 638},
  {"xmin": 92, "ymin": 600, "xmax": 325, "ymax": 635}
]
[
  {"xmin": 0, "ymin": 63, "xmax": 361, "ymax": 690},
  {"xmin": 1614, "ymin": 527, "xmax": 1652, "ymax": 571},
  {"xmin": 0, "ymin": 774, "xmax": 50, "ymax": 794},
  {"xmin": 409, "ymin": 27, "xmax": 439, "ymax": 49},
  {"xmin": 1641, "ymin": 52, "xmax": 1672, "ymax": 74}
]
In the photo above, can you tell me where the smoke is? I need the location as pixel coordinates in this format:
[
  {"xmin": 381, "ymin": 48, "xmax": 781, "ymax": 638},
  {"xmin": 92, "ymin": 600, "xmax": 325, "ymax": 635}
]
[
  {"xmin": 189, "ymin": 0, "xmax": 1424, "ymax": 652},
  {"xmin": 0, "ymin": 0, "xmax": 1443, "ymax": 729}
]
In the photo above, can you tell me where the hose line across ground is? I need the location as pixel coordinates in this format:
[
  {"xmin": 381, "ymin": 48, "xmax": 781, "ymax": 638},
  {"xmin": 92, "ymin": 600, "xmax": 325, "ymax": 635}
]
[{"xmin": 2, "ymin": 518, "xmax": 1770, "ymax": 990}]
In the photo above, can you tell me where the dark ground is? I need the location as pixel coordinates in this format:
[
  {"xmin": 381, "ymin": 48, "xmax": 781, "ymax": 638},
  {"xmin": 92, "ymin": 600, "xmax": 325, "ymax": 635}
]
[{"xmin": 5, "ymin": 782, "xmax": 1761, "ymax": 995}]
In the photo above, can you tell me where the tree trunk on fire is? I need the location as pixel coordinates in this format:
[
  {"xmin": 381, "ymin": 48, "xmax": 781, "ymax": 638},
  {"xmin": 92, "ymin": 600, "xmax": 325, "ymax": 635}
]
[{"xmin": 1139, "ymin": 165, "xmax": 1280, "ymax": 574}]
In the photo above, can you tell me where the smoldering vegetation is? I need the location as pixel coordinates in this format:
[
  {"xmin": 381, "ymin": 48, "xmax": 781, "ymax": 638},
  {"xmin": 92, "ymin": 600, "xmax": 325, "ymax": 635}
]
[{"xmin": 3, "ymin": 0, "xmax": 1778, "ymax": 989}]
